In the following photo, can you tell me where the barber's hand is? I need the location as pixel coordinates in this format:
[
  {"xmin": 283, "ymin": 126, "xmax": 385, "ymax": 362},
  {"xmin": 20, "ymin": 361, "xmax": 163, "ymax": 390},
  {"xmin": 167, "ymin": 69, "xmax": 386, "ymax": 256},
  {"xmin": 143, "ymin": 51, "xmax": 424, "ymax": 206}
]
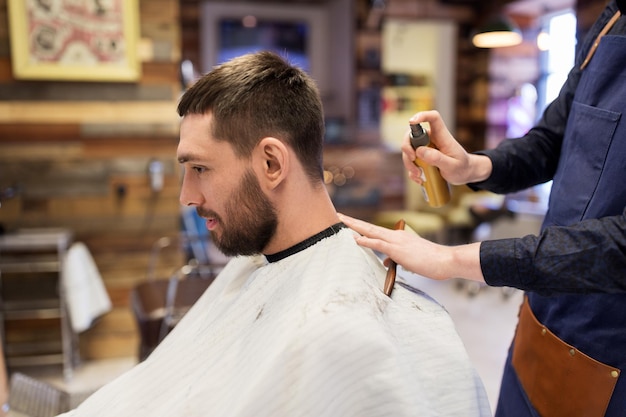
[
  {"xmin": 338, "ymin": 213, "xmax": 450, "ymax": 280},
  {"xmin": 402, "ymin": 110, "xmax": 491, "ymax": 185}
]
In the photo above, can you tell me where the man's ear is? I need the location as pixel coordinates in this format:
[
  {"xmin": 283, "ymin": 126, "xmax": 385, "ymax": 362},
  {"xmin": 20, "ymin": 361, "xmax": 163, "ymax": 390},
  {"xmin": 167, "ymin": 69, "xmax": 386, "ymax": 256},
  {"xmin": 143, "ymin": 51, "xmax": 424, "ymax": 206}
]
[{"xmin": 255, "ymin": 137, "xmax": 289, "ymax": 190}]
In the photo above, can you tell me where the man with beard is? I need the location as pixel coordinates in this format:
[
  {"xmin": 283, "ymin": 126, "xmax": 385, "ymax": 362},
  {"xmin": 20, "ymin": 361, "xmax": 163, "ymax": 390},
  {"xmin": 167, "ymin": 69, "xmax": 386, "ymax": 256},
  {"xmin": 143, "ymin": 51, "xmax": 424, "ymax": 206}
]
[{"xmin": 56, "ymin": 51, "xmax": 490, "ymax": 417}]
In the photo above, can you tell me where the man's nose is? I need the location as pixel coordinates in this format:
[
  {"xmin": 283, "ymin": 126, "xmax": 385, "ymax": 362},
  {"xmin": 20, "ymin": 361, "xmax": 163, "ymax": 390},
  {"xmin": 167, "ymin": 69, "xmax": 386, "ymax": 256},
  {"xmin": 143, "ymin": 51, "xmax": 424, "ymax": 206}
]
[{"xmin": 179, "ymin": 174, "xmax": 200, "ymax": 207}]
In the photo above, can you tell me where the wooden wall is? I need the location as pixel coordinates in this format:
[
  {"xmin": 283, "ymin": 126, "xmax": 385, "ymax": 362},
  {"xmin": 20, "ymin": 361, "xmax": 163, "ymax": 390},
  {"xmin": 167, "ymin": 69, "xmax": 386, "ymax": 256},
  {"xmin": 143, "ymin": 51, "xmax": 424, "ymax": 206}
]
[{"xmin": 0, "ymin": 0, "xmax": 184, "ymax": 361}]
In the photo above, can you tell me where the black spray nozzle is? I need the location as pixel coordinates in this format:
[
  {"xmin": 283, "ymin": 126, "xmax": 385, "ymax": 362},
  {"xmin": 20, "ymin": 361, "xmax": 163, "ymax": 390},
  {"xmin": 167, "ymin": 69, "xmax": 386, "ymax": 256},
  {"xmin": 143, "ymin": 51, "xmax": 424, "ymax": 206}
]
[{"xmin": 409, "ymin": 123, "xmax": 430, "ymax": 149}]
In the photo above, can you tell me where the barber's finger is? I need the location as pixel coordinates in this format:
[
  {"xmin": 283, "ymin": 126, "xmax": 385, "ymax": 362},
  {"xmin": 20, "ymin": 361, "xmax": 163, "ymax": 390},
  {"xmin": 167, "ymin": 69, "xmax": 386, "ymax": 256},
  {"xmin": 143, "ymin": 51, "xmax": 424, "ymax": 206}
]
[
  {"xmin": 408, "ymin": 110, "xmax": 434, "ymax": 125},
  {"xmin": 401, "ymin": 130, "xmax": 416, "ymax": 157},
  {"xmin": 410, "ymin": 110, "xmax": 445, "ymax": 134},
  {"xmin": 352, "ymin": 233, "xmax": 395, "ymax": 255},
  {"xmin": 410, "ymin": 110, "xmax": 454, "ymax": 153},
  {"xmin": 415, "ymin": 144, "xmax": 443, "ymax": 166},
  {"xmin": 402, "ymin": 152, "xmax": 424, "ymax": 184},
  {"xmin": 337, "ymin": 213, "xmax": 391, "ymax": 239}
]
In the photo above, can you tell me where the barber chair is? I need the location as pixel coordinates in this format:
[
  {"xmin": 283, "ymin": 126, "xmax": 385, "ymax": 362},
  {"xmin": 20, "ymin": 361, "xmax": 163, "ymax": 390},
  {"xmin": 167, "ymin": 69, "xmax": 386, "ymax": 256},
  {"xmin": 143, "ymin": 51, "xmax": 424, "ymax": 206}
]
[
  {"xmin": 131, "ymin": 208, "xmax": 229, "ymax": 362},
  {"xmin": 131, "ymin": 264, "xmax": 218, "ymax": 361}
]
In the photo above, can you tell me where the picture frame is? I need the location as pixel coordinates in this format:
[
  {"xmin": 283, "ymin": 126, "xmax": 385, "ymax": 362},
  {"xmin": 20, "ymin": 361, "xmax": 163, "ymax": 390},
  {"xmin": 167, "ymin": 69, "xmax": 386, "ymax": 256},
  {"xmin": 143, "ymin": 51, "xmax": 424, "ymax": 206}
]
[{"xmin": 7, "ymin": 0, "xmax": 140, "ymax": 82}]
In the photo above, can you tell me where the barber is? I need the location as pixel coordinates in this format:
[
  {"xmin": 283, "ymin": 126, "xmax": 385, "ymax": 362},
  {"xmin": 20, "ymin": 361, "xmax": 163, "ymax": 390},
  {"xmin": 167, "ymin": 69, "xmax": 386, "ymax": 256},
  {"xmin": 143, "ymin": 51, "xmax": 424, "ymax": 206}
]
[{"xmin": 339, "ymin": 1, "xmax": 626, "ymax": 416}]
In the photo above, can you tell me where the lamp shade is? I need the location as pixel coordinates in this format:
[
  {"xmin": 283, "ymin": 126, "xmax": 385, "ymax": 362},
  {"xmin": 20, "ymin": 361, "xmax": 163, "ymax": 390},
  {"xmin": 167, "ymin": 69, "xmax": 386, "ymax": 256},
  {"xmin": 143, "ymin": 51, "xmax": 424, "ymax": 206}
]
[{"xmin": 472, "ymin": 16, "xmax": 522, "ymax": 48}]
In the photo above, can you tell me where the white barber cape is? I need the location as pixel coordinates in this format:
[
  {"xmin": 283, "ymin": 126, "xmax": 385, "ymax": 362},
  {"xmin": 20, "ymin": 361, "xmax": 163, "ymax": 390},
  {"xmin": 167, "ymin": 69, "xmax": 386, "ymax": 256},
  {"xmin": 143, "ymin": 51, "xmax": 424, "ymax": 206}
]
[{"xmin": 59, "ymin": 227, "xmax": 490, "ymax": 417}]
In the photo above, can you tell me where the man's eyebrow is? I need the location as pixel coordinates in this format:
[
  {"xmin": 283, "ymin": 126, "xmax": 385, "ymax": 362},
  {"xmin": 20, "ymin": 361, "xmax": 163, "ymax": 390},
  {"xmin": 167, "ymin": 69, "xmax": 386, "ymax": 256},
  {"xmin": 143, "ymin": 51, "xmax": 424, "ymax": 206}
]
[{"xmin": 177, "ymin": 153, "xmax": 196, "ymax": 164}]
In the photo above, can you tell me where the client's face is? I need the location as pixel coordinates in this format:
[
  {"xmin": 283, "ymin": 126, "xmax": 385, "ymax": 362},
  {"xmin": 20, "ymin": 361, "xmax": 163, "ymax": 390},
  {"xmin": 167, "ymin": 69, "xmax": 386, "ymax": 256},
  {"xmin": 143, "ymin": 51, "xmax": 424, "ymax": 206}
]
[
  {"xmin": 178, "ymin": 113, "xmax": 278, "ymax": 256},
  {"xmin": 197, "ymin": 169, "xmax": 277, "ymax": 256}
]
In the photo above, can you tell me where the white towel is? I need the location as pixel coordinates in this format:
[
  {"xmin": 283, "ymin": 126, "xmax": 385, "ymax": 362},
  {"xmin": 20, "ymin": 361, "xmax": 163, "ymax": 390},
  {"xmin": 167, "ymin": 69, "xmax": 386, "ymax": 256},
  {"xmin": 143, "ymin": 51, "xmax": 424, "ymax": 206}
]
[{"xmin": 62, "ymin": 242, "xmax": 112, "ymax": 333}]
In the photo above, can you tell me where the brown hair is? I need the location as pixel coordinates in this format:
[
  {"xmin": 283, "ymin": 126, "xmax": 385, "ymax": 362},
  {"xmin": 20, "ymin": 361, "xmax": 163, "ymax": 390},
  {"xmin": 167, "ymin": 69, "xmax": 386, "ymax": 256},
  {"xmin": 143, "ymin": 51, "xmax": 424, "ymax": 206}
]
[{"xmin": 177, "ymin": 51, "xmax": 325, "ymax": 182}]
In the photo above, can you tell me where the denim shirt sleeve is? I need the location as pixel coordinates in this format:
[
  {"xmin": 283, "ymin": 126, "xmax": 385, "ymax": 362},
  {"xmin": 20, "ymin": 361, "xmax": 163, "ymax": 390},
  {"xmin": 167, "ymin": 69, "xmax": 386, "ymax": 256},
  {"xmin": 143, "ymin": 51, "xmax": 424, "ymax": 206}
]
[{"xmin": 480, "ymin": 208, "xmax": 626, "ymax": 295}]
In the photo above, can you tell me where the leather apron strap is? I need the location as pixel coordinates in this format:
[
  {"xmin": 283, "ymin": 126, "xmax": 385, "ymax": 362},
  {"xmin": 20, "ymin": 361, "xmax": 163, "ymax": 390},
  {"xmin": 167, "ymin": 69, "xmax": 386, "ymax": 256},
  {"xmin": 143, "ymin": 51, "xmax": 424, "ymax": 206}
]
[{"xmin": 580, "ymin": 10, "xmax": 621, "ymax": 70}]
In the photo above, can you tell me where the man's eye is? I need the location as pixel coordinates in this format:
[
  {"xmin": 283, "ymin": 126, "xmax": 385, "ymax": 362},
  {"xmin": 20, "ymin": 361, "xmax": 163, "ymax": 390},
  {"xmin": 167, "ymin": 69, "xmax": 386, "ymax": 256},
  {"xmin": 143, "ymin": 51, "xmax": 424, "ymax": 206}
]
[{"xmin": 192, "ymin": 166, "xmax": 206, "ymax": 174}]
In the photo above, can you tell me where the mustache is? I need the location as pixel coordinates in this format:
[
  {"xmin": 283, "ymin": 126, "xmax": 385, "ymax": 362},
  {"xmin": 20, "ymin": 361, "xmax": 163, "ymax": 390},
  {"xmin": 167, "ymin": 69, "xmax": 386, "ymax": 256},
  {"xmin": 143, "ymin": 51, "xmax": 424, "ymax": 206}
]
[{"xmin": 196, "ymin": 207, "xmax": 220, "ymax": 221}]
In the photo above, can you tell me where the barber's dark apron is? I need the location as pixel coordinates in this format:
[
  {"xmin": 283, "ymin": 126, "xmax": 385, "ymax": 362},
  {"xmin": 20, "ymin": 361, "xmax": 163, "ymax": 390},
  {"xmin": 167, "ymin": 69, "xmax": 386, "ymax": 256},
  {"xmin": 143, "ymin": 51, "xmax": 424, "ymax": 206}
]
[{"xmin": 495, "ymin": 31, "xmax": 626, "ymax": 417}]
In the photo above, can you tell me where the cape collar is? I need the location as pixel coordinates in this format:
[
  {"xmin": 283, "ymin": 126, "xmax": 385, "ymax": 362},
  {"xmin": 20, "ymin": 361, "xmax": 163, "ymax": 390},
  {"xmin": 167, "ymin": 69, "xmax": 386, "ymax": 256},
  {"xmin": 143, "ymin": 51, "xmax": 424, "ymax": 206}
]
[{"xmin": 264, "ymin": 222, "xmax": 347, "ymax": 263}]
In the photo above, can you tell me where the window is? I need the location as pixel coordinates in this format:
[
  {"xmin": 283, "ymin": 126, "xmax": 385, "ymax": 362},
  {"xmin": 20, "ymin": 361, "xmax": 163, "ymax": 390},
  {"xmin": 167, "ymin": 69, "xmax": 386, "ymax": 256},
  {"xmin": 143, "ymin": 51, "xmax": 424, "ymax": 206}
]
[
  {"xmin": 508, "ymin": 9, "xmax": 577, "ymax": 211},
  {"xmin": 536, "ymin": 10, "xmax": 577, "ymax": 113}
]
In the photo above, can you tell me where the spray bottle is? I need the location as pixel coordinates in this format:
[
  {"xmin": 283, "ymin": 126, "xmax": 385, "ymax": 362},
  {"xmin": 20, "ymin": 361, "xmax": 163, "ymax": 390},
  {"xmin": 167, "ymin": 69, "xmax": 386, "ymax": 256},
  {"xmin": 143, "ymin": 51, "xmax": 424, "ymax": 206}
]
[{"xmin": 409, "ymin": 123, "xmax": 451, "ymax": 208}]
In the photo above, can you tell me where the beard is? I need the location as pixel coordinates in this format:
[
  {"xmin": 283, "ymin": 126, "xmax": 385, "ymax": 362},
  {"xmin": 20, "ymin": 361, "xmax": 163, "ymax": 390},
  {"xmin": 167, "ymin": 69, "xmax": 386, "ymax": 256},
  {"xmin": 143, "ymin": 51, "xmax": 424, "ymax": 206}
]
[{"xmin": 197, "ymin": 169, "xmax": 278, "ymax": 257}]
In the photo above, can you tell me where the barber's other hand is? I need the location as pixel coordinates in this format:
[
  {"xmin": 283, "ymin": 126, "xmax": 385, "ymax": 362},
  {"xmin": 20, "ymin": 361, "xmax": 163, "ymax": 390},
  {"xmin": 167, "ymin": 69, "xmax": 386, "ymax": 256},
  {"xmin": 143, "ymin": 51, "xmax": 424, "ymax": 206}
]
[{"xmin": 338, "ymin": 213, "xmax": 451, "ymax": 280}]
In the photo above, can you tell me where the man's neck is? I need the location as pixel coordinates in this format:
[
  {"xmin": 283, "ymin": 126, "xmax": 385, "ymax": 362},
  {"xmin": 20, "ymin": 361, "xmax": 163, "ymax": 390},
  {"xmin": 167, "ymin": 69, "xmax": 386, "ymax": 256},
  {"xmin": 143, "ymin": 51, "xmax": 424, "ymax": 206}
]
[{"xmin": 263, "ymin": 186, "xmax": 339, "ymax": 256}]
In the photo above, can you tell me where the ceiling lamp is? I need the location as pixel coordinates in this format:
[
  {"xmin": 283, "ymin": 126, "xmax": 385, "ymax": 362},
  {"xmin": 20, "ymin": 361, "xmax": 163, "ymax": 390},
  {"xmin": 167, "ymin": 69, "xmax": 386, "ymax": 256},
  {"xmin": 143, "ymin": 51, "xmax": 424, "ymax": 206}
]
[{"xmin": 472, "ymin": 16, "xmax": 523, "ymax": 48}]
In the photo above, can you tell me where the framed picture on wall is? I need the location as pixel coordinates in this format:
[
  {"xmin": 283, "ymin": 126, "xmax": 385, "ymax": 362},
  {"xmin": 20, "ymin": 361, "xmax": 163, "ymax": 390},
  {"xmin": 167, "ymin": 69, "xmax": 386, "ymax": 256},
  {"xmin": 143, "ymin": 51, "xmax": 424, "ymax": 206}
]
[{"xmin": 7, "ymin": 0, "xmax": 140, "ymax": 82}]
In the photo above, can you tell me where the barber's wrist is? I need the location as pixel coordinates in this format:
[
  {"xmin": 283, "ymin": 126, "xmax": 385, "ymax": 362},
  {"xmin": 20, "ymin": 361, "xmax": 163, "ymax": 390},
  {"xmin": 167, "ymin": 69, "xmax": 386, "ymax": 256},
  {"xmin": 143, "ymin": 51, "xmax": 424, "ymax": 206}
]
[
  {"xmin": 467, "ymin": 154, "xmax": 492, "ymax": 184},
  {"xmin": 449, "ymin": 242, "xmax": 485, "ymax": 282}
]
